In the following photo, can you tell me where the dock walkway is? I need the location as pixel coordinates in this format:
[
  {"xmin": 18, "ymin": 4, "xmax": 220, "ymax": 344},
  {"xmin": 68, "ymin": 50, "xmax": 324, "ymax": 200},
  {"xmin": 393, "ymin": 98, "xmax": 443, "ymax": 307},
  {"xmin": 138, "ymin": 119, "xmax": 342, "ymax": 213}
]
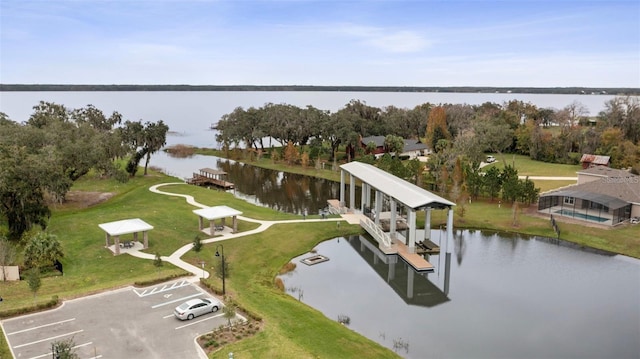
[{"xmin": 187, "ymin": 168, "xmax": 234, "ymax": 189}]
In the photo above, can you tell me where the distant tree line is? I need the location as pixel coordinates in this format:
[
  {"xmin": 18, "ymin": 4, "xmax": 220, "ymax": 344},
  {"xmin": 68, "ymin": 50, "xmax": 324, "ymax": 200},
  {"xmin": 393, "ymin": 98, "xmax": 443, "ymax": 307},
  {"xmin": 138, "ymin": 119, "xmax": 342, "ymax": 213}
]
[
  {"xmin": 0, "ymin": 101, "xmax": 168, "ymax": 241},
  {"xmin": 1, "ymin": 84, "xmax": 638, "ymax": 96},
  {"xmin": 215, "ymin": 96, "xmax": 640, "ymax": 206}
]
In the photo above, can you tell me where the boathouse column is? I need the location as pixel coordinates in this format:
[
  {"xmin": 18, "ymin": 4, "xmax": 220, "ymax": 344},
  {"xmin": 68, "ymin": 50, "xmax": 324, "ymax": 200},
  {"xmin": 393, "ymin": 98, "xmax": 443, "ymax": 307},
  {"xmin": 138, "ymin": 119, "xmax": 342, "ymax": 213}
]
[
  {"xmin": 407, "ymin": 268, "xmax": 414, "ymax": 299},
  {"xmin": 390, "ymin": 198, "xmax": 397, "ymax": 239},
  {"xmin": 407, "ymin": 209, "xmax": 417, "ymax": 254},
  {"xmin": 446, "ymin": 208, "xmax": 454, "ymax": 253},
  {"xmin": 209, "ymin": 220, "xmax": 215, "ymax": 236},
  {"xmin": 349, "ymin": 174, "xmax": 356, "ymax": 212},
  {"xmin": 424, "ymin": 207, "xmax": 432, "ymax": 241},
  {"xmin": 360, "ymin": 182, "xmax": 367, "ymax": 212},
  {"xmin": 198, "ymin": 216, "xmax": 204, "ymax": 230},
  {"xmin": 105, "ymin": 233, "xmax": 110, "ymax": 248},
  {"xmin": 387, "ymin": 258, "xmax": 396, "ymax": 281},
  {"xmin": 143, "ymin": 231, "xmax": 149, "ymax": 249},
  {"xmin": 340, "ymin": 170, "xmax": 345, "ymax": 207},
  {"xmin": 444, "ymin": 252, "xmax": 452, "ymax": 295},
  {"xmin": 374, "ymin": 190, "xmax": 382, "ymax": 225}
]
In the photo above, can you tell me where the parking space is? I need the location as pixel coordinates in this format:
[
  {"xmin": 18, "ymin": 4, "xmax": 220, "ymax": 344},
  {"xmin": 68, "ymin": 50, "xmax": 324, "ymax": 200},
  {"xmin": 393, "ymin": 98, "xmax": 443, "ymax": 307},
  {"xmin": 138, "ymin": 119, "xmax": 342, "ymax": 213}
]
[{"xmin": 1, "ymin": 280, "xmax": 233, "ymax": 359}]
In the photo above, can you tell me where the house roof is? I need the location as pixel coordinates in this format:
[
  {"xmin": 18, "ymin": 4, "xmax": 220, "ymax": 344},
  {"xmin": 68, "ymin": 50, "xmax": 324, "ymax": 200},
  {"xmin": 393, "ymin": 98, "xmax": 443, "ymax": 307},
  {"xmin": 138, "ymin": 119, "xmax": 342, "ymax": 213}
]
[
  {"xmin": 402, "ymin": 139, "xmax": 428, "ymax": 153},
  {"xmin": 98, "ymin": 218, "xmax": 154, "ymax": 236},
  {"xmin": 578, "ymin": 166, "xmax": 634, "ymax": 178},
  {"xmin": 361, "ymin": 136, "xmax": 429, "ymax": 153},
  {"xmin": 341, "ymin": 161, "xmax": 455, "ymax": 209},
  {"xmin": 542, "ymin": 175, "xmax": 640, "ymax": 208},
  {"xmin": 580, "ymin": 154, "xmax": 610, "ymax": 165},
  {"xmin": 193, "ymin": 205, "xmax": 243, "ymax": 220}
]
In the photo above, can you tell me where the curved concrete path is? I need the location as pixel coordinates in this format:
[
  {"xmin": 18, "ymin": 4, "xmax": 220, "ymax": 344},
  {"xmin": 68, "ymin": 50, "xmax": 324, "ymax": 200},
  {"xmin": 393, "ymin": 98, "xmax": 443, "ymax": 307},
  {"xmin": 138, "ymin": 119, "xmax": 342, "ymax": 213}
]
[{"xmin": 124, "ymin": 183, "xmax": 343, "ymax": 281}]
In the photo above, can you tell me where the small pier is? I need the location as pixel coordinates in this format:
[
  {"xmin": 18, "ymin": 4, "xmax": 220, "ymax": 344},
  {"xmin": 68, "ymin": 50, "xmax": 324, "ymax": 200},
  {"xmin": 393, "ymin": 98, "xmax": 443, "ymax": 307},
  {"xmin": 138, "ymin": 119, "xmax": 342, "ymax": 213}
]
[
  {"xmin": 187, "ymin": 168, "xmax": 234, "ymax": 190},
  {"xmin": 416, "ymin": 239, "xmax": 440, "ymax": 254}
]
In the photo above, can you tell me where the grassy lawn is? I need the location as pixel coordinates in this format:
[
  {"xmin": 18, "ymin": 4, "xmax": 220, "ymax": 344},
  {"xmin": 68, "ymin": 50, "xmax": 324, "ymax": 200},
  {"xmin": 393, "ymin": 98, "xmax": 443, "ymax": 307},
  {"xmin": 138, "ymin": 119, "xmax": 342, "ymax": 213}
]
[
  {"xmin": 532, "ymin": 180, "xmax": 576, "ymax": 193},
  {"xmin": 183, "ymin": 222, "xmax": 397, "ymax": 358},
  {"xmin": 425, "ymin": 199, "xmax": 640, "ymax": 259},
  {"xmin": 200, "ymin": 148, "xmax": 583, "ymax": 180},
  {"xmin": 0, "ymin": 171, "xmax": 398, "ymax": 358},
  {"xmin": 484, "ymin": 153, "xmax": 581, "ymax": 177}
]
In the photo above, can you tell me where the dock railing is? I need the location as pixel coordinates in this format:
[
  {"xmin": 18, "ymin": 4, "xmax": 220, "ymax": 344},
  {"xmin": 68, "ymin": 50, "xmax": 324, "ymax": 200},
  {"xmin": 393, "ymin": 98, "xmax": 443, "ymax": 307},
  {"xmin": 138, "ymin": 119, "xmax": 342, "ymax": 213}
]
[{"xmin": 360, "ymin": 217, "xmax": 392, "ymax": 249}]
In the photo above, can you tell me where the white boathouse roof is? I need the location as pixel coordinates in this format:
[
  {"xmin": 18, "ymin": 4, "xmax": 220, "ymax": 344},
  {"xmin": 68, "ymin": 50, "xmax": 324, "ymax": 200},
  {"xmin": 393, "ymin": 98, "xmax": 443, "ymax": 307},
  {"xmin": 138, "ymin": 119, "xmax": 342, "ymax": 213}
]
[{"xmin": 341, "ymin": 162, "xmax": 455, "ymax": 209}]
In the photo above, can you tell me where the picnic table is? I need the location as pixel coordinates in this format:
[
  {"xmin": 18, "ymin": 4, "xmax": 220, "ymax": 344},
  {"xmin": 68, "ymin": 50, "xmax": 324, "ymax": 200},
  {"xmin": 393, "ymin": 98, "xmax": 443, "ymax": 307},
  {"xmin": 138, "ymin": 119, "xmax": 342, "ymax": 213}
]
[{"xmin": 120, "ymin": 241, "xmax": 134, "ymax": 249}]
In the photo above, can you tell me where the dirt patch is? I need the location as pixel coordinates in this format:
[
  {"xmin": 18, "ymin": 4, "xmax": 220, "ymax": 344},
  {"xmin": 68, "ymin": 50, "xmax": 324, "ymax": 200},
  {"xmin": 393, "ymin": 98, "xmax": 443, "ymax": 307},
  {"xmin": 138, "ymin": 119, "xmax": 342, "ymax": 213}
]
[{"xmin": 62, "ymin": 191, "xmax": 115, "ymax": 208}]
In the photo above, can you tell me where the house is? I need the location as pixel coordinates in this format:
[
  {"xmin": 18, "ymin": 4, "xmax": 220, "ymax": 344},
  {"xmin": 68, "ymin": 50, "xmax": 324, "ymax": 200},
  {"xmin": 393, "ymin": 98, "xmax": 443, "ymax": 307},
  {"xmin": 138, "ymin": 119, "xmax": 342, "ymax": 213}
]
[
  {"xmin": 538, "ymin": 167, "xmax": 640, "ymax": 225},
  {"xmin": 361, "ymin": 135, "xmax": 430, "ymax": 160},
  {"xmin": 580, "ymin": 154, "xmax": 610, "ymax": 169}
]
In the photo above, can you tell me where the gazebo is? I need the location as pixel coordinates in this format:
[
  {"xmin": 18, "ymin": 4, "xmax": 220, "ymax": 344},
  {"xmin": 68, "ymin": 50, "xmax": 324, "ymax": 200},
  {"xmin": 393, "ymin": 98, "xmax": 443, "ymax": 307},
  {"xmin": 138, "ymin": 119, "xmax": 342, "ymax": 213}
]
[
  {"xmin": 99, "ymin": 218, "xmax": 153, "ymax": 255},
  {"xmin": 193, "ymin": 205, "xmax": 242, "ymax": 236}
]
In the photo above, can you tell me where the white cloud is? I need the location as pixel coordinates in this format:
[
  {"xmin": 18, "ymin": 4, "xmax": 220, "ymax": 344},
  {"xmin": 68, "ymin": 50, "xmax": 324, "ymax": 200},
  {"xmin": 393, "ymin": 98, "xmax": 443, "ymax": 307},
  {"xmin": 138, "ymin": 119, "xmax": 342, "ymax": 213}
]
[{"xmin": 330, "ymin": 23, "xmax": 431, "ymax": 54}]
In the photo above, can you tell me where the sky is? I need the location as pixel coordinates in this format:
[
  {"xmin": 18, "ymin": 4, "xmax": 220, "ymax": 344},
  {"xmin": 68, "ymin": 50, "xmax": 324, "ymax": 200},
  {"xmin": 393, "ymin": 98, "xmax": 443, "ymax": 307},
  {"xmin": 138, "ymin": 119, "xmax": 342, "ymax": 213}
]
[{"xmin": 1, "ymin": 0, "xmax": 639, "ymax": 87}]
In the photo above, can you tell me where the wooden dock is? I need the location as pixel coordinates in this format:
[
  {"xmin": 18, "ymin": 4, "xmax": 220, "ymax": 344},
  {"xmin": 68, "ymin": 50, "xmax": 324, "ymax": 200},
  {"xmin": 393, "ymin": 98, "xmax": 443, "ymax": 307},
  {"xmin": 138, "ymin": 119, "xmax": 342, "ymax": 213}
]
[
  {"xmin": 392, "ymin": 238, "xmax": 434, "ymax": 271},
  {"xmin": 187, "ymin": 168, "xmax": 234, "ymax": 189}
]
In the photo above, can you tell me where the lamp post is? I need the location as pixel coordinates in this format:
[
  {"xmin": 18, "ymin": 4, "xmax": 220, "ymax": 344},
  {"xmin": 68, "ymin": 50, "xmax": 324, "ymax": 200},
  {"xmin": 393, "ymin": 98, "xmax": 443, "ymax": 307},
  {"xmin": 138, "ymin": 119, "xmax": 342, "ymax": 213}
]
[{"xmin": 215, "ymin": 244, "xmax": 226, "ymax": 295}]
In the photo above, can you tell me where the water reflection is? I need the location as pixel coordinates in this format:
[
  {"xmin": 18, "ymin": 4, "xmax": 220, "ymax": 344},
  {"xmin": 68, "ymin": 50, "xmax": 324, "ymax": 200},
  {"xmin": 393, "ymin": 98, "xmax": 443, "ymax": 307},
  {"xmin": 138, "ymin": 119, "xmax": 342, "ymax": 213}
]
[
  {"xmin": 282, "ymin": 230, "xmax": 640, "ymax": 359},
  {"xmin": 217, "ymin": 159, "xmax": 357, "ymax": 214},
  {"xmin": 348, "ymin": 235, "xmax": 451, "ymax": 307},
  {"xmin": 150, "ymin": 151, "xmax": 362, "ymax": 214}
]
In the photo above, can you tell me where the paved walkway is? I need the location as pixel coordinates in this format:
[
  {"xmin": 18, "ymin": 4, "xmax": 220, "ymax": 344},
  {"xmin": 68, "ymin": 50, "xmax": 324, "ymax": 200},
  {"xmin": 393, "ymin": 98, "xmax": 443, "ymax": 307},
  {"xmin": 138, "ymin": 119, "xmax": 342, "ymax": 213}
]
[
  {"xmin": 122, "ymin": 183, "xmax": 343, "ymax": 281},
  {"xmin": 518, "ymin": 176, "xmax": 577, "ymax": 180}
]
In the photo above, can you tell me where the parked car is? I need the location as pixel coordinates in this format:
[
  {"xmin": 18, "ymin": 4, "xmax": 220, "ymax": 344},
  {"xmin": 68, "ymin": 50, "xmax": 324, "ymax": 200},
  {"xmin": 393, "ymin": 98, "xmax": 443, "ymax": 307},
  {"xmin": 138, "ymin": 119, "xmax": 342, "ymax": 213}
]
[
  {"xmin": 174, "ymin": 297, "xmax": 221, "ymax": 320},
  {"xmin": 486, "ymin": 156, "xmax": 496, "ymax": 163}
]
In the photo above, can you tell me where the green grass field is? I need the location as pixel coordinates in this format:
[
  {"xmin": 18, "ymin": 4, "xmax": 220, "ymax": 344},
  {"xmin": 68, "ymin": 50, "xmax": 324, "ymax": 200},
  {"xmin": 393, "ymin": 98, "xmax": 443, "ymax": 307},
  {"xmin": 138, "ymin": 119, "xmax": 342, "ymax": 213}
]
[
  {"xmin": 0, "ymin": 172, "xmax": 397, "ymax": 358},
  {"xmin": 484, "ymin": 153, "xmax": 581, "ymax": 177}
]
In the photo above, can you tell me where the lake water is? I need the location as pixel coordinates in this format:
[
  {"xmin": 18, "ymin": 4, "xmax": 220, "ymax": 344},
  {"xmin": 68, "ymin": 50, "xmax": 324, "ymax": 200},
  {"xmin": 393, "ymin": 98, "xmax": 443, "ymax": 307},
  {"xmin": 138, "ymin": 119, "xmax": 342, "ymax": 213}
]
[
  {"xmin": 280, "ymin": 232, "xmax": 640, "ymax": 359},
  {"xmin": 0, "ymin": 91, "xmax": 623, "ymax": 148}
]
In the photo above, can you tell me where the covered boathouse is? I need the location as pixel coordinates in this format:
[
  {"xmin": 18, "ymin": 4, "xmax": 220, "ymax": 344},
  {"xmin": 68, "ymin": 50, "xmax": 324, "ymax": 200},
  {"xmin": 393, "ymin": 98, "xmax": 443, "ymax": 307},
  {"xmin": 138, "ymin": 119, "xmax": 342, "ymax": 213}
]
[{"xmin": 332, "ymin": 162, "xmax": 455, "ymax": 271}]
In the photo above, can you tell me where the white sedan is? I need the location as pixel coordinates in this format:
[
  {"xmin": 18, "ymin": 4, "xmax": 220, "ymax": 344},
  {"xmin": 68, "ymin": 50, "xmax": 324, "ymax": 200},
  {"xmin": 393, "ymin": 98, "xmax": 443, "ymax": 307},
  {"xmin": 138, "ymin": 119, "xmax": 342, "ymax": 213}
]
[{"xmin": 174, "ymin": 297, "xmax": 221, "ymax": 320}]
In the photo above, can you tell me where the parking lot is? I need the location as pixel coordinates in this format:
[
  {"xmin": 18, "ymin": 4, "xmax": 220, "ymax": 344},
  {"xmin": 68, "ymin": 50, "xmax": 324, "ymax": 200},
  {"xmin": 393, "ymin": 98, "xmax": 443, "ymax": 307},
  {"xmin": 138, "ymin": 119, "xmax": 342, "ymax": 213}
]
[{"xmin": 1, "ymin": 280, "xmax": 232, "ymax": 359}]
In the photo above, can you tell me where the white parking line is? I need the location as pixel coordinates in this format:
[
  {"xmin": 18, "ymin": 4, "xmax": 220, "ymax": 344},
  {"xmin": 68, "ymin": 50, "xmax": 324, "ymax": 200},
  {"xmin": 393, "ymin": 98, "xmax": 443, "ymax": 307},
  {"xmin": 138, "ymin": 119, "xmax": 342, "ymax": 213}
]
[
  {"xmin": 28, "ymin": 341, "xmax": 95, "ymax": 359},
  {"xmin": 13, "ymin": 330, "xmax": 83, "ymax": 349},
  {"xmin": 7, "ymin": 318, "xmax": 76, "ymax": 336},
  {"xmin": 150, "ymin": 293, "xmax": 202, "ymax": 309},
  {"xmin": 175, "ymin": 313, "xmax": 224, "ymax": 330},
  {"xmin": 133, "ymin": 280, "xmax": 191, "ymax": 297}
]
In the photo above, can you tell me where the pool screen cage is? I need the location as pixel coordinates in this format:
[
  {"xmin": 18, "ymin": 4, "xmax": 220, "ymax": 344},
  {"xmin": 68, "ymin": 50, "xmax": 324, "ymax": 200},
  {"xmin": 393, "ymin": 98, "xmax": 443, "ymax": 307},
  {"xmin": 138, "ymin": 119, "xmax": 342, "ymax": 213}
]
[{"xmin": 538, "ymin": 190, "xmax": 631, "ymax": 225}]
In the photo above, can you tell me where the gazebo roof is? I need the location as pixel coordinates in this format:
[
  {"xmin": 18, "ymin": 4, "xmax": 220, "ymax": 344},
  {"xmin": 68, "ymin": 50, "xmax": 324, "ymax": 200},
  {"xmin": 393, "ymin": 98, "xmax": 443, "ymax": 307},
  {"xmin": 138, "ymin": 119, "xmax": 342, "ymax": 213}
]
[
  {"xmin": 193, "ymin": 205, "xmax": 243, "ymax": 220},
  {"xmin": 98, "ymin": 218, "xmax": 154, "ymax": 236}
]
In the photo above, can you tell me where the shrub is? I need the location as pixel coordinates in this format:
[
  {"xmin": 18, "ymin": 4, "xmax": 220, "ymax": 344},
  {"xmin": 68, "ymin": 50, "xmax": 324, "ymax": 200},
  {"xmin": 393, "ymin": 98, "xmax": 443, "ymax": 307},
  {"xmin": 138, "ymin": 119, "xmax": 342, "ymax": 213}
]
[
  {"xmin": 274, "ymin": 277, "xmax": 285, "ymax": 291},
  {"xmin": 278, "ymin": 262, "xmax": 297, "ymax": 274}
]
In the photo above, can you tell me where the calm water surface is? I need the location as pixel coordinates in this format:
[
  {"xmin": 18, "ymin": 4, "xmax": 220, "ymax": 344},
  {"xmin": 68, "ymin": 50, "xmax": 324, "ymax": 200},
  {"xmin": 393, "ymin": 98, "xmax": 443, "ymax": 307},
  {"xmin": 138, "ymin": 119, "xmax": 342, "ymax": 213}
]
[
  {"xmin": 280, "ymin": 232, "xmax": 640, "ymax": 359},
  {"xmin": 148, "ymin": 151, "xmax": 344, "ymax": 214}
]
